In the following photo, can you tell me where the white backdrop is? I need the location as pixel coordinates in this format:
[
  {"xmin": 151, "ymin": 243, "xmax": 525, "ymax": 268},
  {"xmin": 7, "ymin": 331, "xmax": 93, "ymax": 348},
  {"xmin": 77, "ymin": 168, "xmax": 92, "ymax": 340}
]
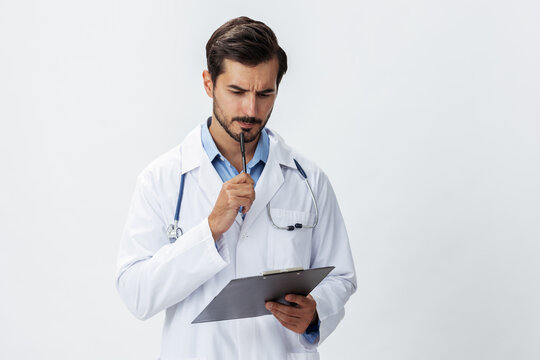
[{"xmin": 1, "ymin": 0, "xmax": 539, "ymax": 359}]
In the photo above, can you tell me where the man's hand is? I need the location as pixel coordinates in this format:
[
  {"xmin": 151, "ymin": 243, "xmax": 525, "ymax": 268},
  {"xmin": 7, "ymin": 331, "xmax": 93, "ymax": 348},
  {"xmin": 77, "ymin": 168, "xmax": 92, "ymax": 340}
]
[
  {"xmin": 265, "ymin": 294, "xmax": 318, "ymax": 334},
  {"xmin": 208, "ymin": 172, "xmax": 255, "ymax": 240}
]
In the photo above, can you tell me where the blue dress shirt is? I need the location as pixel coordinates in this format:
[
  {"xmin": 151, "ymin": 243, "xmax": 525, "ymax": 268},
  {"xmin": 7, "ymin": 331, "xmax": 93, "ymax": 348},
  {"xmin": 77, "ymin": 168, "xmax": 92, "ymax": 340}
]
[
  {"xmin": 200, "ymin": 117, "xmax": 320, "ymax": 344},
  {"xmin": 201, "ymin": 117, "xmax": 268, "ymax": 186}
]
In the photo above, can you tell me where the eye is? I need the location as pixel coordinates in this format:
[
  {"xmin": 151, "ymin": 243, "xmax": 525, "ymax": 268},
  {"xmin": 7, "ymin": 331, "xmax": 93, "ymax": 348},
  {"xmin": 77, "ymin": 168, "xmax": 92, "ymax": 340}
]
[
  {"xmin": 230, "ymin": 90, "xmax": 244, "ymax": 95},
  {"xmin": 257, "ymin": 93, "xmax": 270, "ymax": 98}
]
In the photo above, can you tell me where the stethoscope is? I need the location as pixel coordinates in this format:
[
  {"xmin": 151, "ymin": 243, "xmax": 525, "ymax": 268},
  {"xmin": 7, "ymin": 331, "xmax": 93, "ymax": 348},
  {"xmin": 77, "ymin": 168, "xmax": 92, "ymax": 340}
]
[{"xmin": 166, "ymin": 158, "xmax": 319, "ymax": 243}]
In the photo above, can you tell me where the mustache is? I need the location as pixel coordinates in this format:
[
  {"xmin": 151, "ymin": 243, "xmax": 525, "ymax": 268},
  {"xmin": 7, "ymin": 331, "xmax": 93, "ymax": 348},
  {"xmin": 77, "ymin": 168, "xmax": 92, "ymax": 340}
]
[{"xmin": 233, "ymin": 116, "xmax": 262, "ymax": 125}]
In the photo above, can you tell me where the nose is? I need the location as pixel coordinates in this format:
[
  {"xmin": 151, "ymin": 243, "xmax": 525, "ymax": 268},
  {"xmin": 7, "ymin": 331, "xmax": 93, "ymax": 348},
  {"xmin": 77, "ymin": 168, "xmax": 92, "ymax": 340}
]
[{"xmin": 242, "ymin": 93, "xmax": 257, "ymax": 117}]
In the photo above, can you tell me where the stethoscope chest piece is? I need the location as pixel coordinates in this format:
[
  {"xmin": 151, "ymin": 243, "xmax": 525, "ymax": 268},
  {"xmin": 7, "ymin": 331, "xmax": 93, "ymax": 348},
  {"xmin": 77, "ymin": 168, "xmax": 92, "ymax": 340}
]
[
  {"xmin": 167, "ymin": 223, "xmax": 183, "ymax": 243},
  {"xmin": 168, "ymin": 172, "xmax": 187, "ymax": 243}
]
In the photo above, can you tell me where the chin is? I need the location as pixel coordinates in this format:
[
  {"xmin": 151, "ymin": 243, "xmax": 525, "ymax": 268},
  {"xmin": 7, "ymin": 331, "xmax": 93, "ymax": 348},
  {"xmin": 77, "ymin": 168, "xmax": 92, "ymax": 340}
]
[{"xmin": 242, "ymin": 130, "xmax": 262, "ymax": 143}]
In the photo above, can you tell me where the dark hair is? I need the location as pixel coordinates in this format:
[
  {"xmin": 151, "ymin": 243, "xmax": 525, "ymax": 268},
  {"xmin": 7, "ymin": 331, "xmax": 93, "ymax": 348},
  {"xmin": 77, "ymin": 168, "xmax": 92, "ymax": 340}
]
[{"xmin": 205, "ymin": 16, "xmax": 288, "ymax": 88}]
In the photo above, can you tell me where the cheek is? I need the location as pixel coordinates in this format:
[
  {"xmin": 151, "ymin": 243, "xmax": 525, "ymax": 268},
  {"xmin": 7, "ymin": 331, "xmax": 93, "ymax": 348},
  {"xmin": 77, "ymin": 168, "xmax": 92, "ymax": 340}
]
[
  {"xmin": 259, "ymin": 98, "xmax": 276, "ymax": 114},
  {"xmin": 218, "ymin": 95, "xmax": 242, "ymax": 115}
]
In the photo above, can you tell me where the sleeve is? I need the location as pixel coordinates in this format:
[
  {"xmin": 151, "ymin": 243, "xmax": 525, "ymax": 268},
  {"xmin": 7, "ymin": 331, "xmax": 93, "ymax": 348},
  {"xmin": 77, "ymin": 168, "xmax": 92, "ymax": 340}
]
[
  {"xmin": 302, "ymin": 320, "xmax": 321, "ymax": 344},
  {"xmin": 300, "ymin": 170, "xmax": 357, "ymax": 348},
  {"xmin": 115, "ymin": 172, "xmax": 229, "ymax": 320}
]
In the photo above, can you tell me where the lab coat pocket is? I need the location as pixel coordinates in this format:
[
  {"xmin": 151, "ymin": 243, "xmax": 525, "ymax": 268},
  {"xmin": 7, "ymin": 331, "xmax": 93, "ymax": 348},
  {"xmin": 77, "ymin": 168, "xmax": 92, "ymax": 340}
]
[
  {"xmin": 269, "ymin": 208, "xmax": 314, "ymax": 270},
  {"xmin": 287, "ymin": 352, "xmax": 320, "ymax": 360}
]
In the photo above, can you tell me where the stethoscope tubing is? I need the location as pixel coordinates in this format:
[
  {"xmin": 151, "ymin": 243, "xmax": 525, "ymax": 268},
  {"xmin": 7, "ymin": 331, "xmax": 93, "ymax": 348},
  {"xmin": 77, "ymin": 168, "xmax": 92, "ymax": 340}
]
[
  {"xmin": 266, "ymin": 160, "xmax": 319, "ymax": 231},
  {"xmin": 169, "ymin": 158, "xmax": 317, "ymax": 241},
  {"xmin": 174, "ymin": 173, "xmax": 187, "ymax": 224}
]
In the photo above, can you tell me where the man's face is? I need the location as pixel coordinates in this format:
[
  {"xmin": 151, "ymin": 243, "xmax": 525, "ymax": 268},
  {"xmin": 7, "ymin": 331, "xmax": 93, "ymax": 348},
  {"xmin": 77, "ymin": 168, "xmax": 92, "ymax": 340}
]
[{"xmin": 207, "ymin": 57, "xmax": 279, "ymax": 143}]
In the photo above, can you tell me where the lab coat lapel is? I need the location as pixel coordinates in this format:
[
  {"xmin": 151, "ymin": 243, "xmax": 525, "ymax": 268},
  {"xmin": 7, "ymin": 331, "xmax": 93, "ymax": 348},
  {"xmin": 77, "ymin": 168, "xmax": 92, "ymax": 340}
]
[
  {"xmin": 243, "ymin": 156, "xmax": 284, "ymax": 232},
  {"xmin": 196, "ymin": 151, "xmax": 224, "ymax": 209},
  {"xmin": 180, "ymin": 125, "xmax": 223, "ymax": 210}
]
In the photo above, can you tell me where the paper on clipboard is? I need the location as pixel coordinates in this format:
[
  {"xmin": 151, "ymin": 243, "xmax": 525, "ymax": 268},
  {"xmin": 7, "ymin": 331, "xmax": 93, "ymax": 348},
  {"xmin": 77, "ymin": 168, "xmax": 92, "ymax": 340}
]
[{"xmin": 192, "ymin": 266, "xmax": 334, "ymax": 324}]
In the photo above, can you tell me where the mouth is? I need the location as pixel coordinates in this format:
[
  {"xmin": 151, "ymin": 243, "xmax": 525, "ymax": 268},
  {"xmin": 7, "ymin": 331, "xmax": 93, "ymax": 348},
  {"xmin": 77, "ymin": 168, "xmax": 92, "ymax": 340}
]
[{"xmin": 237, "ymin": 121, "xmax": 257, "ymax": 130}]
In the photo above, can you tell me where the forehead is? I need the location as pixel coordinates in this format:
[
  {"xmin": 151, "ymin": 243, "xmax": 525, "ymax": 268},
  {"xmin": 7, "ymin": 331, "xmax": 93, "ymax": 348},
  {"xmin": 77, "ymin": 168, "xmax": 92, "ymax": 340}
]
[{"xmin": 217, "ymin": 58, "xmax": 279, "ymax": 89}]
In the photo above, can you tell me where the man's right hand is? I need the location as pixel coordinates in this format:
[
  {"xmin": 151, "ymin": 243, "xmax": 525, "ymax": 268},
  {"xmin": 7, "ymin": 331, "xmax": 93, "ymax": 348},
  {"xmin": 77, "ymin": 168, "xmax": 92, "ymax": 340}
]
[{"xmin": 208, "ymin": 172, "xmax": 255, "ymax": 240}]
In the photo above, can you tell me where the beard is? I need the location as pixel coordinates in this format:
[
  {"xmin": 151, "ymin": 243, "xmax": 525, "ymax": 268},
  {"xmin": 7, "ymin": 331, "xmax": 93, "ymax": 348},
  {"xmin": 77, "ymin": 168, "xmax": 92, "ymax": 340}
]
[{"xmin": 212, "ymin": 96, "xmax": 272, "ymax": 143}]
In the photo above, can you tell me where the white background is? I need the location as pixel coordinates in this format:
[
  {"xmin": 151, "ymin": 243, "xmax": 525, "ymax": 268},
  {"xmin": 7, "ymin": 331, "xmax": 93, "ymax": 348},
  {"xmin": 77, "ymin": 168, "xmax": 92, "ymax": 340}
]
[{"xmin": 1, "ymin": 0, "xmax": 539, "ymax": 359}]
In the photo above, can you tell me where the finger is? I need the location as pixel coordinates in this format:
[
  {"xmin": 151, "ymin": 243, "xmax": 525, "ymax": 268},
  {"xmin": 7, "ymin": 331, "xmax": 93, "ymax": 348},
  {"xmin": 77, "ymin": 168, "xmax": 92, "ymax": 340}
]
[
  {"xmin": 229, "ymin": 195, "xmax": 255, "ymax": 207},
  {"xmin": 285, "ymin": 294, "xmax": 312, "ymax": 307},
  {"xmin": 266, "ymin": 301, "xmax": 302, "ymax": 318},
  {"xmin": 232, "ymin": 172, "xmax": 254, "ymax": 185},
  {"xmin": 226, "ymin": 197, "xmax": 253, "ymax": 215},
  {"xmin": 222, "ymin": 182, "xmax": 255, "ymax": 194},
  {"xmin": 222, "ymin": 182, "xmax": 254, "ymax": 193},
  {"xmin": 223, "ymin": 189, "xmax": 255, "ymax": 207},
  {"xmin": 271, "ymin": 312, "xmax": 305, "ymax": 334},
  {"xmin": 241, "ymin": 201, "xmax": 253, "ymax": 214},
  {"xmin": 240, "ymin": 172, "xmax": 254, "ymax": 183},
  {"xmin": 229, "ymin": 183, "xmax": 256, "ymax": 192},
  {"xmin": 227, "ymin": 188, "xmax": 256, "ymax": 199},
  {"xmin": 269, "ymin": 307, "xmax": 300, "ymax": 326}
]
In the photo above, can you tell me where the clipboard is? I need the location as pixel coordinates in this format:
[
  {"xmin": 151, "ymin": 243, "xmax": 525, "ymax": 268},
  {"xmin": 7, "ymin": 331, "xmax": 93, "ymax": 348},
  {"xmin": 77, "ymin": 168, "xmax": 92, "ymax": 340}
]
[{"xmin": 192, "ymin": 266, "xmax": 334, "ymax": 324}]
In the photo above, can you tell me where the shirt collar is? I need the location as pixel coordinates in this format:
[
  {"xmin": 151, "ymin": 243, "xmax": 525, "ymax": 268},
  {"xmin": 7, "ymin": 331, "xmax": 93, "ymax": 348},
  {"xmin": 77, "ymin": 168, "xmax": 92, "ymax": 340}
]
[
  {"xmin": 201, "ymin": 117, "xmax": 270, "ymax": 169},
  {"xmin": 248, "ymin": 125, "xmax": 269, "ymax": 170},
  {"xmin": 201, "ymin": 117, "xmax": 221, "ymax": 162}
]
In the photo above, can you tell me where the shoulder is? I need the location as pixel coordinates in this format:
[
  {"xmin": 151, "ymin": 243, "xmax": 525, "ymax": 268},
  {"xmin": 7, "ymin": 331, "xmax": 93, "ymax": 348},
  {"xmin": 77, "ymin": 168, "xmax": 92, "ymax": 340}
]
[
  {"xmin": 137, "ymin": 124, "xmax": 201, "ymax": 186},
  {"xmin": 136, "ymin": 145, "xmax": 181, "ymax": 190}
]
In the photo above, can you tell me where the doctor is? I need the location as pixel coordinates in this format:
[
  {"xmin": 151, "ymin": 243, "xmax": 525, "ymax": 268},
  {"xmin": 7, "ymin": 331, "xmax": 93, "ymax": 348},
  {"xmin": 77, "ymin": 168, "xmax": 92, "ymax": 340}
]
[{"xmin": 116, "ymin": 16, "xmax": 356, "ymax": 360}]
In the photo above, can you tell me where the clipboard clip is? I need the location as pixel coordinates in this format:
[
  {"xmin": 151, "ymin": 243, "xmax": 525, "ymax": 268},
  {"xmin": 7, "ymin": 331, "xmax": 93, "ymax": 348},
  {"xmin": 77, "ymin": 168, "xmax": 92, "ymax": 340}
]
[{"xmin": 262, "ymin": 267, "xmax": 304, "ymax": 276}]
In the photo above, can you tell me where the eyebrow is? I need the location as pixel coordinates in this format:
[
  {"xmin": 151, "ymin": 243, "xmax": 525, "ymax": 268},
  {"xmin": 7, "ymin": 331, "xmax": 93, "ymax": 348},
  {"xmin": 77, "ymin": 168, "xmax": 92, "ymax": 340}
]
[{"xmin": 227, "ymin": 84, "xmax": 275, "ymax": 94}]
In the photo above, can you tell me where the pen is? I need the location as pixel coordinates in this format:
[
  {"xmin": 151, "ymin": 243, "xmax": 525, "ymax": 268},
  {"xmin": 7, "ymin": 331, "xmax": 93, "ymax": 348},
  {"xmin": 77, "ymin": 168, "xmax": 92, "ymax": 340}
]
[{"xmin": 240, "ymin": 132, "xmax": 247, "ymax": 173}]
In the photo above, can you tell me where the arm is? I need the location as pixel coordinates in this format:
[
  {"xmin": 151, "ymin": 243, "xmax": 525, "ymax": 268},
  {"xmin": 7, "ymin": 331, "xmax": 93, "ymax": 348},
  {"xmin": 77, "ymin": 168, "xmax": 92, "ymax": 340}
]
[
  {"xmin": 264, "ymin": 168, "xmax": 357, "ymax": 346},
  {"xmin": 115, "ymin": 172, "xmax": 229, "ymax": 320},
  {"xmin": 306, "ymin": 170, "xmax": 357, "ymax": 346}
]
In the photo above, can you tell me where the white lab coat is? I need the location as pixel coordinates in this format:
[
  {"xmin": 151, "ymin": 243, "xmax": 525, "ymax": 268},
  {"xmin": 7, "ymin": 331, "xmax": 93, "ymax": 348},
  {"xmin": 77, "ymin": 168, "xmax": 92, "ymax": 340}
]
[{"xmin": 116, "ymin": 124, "xmax": 357, "ymax": 360}]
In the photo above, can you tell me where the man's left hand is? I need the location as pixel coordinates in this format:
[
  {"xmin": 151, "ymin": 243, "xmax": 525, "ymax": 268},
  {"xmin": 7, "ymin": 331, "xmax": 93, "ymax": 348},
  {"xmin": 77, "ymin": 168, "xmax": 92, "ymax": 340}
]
[{"xmin": 265, "ymin": 294, "xmax": 318, "ymax": 334}]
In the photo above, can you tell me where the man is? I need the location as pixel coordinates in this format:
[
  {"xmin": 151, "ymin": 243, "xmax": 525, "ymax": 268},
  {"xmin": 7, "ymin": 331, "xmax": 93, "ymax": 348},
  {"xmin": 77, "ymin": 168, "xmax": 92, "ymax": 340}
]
[{"xmin": 116, "ymin": 16, "xmax": 356, "ymax": 360}]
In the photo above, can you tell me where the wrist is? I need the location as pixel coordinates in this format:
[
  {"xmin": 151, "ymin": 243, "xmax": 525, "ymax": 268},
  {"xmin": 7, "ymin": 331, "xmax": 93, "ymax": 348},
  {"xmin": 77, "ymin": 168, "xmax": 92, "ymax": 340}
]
[
  {"xmin": 208, "ymin": 214, "xmax": 222, "ymax": 241},
  {"xmin": 310, "ymin": 310, "xmax": 319, "ymax": 326}
]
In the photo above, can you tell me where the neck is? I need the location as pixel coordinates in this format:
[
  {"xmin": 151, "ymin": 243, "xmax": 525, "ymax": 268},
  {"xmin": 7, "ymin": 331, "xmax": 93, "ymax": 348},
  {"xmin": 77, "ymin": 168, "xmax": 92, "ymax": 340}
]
[{"xmin": 209, "ymin": 116, "xmax": 259, "ymax": 173}]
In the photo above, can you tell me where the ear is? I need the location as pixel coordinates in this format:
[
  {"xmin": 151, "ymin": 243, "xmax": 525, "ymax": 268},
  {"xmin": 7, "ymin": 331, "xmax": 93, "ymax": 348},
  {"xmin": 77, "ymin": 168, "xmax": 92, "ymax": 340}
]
[{"xmin": 202, "ymin": 70, "xmax": 214, "ymax": 98}]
